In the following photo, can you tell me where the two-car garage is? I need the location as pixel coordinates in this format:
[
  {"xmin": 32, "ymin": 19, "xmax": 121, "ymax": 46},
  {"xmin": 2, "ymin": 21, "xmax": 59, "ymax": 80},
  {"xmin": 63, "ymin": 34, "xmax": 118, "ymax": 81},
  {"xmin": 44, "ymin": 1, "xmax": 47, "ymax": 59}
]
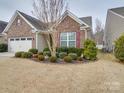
[{"xmin": 8, "ymin": 37, "xmax": 33, "ymax": 52}]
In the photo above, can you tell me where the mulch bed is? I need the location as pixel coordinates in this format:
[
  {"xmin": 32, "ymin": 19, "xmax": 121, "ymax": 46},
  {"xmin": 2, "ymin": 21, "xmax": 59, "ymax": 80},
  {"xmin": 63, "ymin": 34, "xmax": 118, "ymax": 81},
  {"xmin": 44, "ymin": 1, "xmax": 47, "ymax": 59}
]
[{"xmin": 31, "ymin": 58, "xmax": 92, "ymax": 64}]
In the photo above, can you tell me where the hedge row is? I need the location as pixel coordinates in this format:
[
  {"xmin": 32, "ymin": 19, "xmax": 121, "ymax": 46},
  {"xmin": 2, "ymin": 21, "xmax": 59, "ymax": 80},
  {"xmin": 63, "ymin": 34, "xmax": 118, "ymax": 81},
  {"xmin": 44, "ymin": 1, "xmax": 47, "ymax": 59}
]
[
  {"xmin": 0, "ymin": 43, "xmax": 8, "ymax": 52},
  {"xmin": 15, "ymin": 39, "xmax": 98, "ymax": 62},
  {"xmin": 43, "ymin": 47, "xmax": 83, "ymax": 57}
]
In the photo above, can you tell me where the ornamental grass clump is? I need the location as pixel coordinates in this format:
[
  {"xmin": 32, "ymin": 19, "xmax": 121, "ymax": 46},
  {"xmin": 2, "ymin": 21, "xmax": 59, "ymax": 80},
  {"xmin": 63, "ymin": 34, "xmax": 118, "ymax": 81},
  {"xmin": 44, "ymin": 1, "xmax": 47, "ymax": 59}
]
[
  {"xmin": 38, "ymin": 55, "xmax": 45, "ymax": 61},
  {"xmin": 77, "ymin": 57, "xmax": 83, "ymax": 61},
  {"xmin": 64, "ymin": 56, "xmax": 72, "ymax": 63},
  {"xmin": 59, "ymin": 52, "xmax": 67, "ymax": 59},
  {"xmin": 28, "ymin": 48, "xmax": 38, "ymax": 54},
  {"xmin": 15, "ymin": 51, "xmax": 24, "ymax": 58},
  {"xmin": 68, "ymin": 53, "xmax": 78, "ymax": 60},
  {"xmin": 49, "ymin": 56, "xmax": 57, "ymax": 63},
  {"xmin": 21, "ymin": 52, "xmax": 32, "ymax": 58}
]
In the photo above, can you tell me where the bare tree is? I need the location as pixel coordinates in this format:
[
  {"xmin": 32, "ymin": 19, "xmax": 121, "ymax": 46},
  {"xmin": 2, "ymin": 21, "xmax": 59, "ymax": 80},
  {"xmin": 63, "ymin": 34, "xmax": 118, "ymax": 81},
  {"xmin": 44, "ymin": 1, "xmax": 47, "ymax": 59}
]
[
  {"xmin": 95, "ymin": 18, "xmax": 104, "ymax": 45},
  {"xmin": 95, "ymin": 18, "xmax": 103, "ymax": 33},
  {"xmin": 32, "ymin": 0, "xmax": 67, "ymax": 56}
]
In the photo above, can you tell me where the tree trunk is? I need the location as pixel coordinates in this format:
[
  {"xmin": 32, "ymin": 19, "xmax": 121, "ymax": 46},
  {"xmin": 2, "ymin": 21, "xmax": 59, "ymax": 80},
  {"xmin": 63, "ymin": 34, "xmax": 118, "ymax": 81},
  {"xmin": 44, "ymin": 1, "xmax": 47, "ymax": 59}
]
[{"xmin": 45, "ymin": 33, "xmax": 57, "ymax": 57}]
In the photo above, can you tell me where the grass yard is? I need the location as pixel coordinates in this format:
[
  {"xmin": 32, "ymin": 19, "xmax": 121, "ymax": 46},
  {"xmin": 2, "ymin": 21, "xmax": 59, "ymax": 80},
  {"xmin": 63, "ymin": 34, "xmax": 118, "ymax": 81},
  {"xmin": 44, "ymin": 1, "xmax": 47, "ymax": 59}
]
[{"xmin": 0, "ymin": 54, "xmax": 124, "ymax": 93}]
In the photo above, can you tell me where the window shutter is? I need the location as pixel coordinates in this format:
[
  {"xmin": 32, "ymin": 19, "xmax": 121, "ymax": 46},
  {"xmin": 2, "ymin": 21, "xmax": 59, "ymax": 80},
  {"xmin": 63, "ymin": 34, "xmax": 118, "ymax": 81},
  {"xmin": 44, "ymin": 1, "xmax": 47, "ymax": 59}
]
[{"xmin": 76, "ymin": 31, "xmax": 80, "ymax": 48}]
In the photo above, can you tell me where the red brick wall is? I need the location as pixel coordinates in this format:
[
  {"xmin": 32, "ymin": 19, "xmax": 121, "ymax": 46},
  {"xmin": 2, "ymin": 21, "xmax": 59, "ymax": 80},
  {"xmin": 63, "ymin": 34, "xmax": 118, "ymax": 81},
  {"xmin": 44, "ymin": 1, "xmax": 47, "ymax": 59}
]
[
  {"xmin": 6, "ymin": 15, "xmax": 36, "ymax": 48},
  {"xmin": 56, "ymin": 15, "xmax": 85, "ymax": 48}
]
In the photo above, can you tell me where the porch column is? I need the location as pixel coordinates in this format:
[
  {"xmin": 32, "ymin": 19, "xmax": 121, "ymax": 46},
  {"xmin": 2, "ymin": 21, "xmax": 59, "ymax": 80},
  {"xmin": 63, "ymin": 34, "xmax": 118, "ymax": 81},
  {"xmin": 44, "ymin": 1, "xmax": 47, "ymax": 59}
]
[
  {"xmin": 36, "ymin": 31, "xmax": 38, "ymax": 49},
  {"xmin": 85, "ymin": 29, "xmax": 88, "ymax": 40}
]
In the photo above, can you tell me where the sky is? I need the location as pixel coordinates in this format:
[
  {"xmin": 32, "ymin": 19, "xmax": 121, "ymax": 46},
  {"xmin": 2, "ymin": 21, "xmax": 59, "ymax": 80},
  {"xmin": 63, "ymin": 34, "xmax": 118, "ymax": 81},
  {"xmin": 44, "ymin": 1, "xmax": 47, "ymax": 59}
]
[{"xmin": 0, "ymin": 0, "xmax": 124, "ymax": 31}]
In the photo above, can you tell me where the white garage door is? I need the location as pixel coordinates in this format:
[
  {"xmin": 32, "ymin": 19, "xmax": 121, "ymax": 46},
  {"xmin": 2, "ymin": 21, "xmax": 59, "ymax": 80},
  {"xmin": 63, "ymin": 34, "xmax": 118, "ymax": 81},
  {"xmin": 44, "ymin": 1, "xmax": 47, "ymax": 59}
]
[{"xmin": 8, "ymin": 37, "xmax": 33, "ymax": 52}]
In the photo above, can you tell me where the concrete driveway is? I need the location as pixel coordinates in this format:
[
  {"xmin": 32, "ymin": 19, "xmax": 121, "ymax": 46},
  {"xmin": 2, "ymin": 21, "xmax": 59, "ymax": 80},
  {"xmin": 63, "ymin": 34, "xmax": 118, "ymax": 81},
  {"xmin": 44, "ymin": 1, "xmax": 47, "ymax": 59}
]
[{"xmin": 0, "ymin": 52, "xmax": 14, "ymax": 57}]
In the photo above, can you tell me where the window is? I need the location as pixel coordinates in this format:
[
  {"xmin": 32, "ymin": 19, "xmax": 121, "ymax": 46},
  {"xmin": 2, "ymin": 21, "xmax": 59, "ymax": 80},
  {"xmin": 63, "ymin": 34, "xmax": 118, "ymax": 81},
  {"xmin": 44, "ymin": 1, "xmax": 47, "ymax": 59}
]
[
  {"xmin": 27, "ymin": 38, "xmax": 32, "ymax": 40},
  {"xmin": 60, "ymin": 32, "xmax": 76, "ymax": 47},
  {"xmin": 21, "ymin": 38, "xmax": 26, "ymax": 40},
  {"xmin": 15, "ymin": 38, "xmax": 20, "ymax": 41},
  {"xmin": 10, "ymin": 39, "xmax": 14, "ymax": 41}
]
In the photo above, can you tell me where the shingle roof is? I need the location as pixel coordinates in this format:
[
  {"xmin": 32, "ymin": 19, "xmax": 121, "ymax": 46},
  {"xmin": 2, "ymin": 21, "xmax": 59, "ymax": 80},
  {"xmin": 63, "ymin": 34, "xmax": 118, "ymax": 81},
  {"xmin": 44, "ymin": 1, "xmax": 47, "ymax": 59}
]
[
  {"xmin": 18, "ymin": 10, "xmax": 92, "ymax": 31},
  {"xmin": 18, "ymin": 11, "xmax": 45, "ymax": 30},
  {"xmin": 0, "ymin": 21, "xmax": 8, "ymax": 33},
  {"xmin": 79, "ymin": 16, "xmax": 92, "ymax": 27},
  {"xmin": 110, "ymin": 7, "xmax": 124, "ymax": 17}
]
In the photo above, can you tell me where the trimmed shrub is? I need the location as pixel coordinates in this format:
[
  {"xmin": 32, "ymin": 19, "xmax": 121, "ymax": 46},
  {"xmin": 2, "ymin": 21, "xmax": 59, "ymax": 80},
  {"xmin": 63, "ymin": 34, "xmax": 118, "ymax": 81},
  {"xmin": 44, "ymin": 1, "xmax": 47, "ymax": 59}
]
[
  {"xmin": 59, "ymin": 52, "xmax": 67, "ymax": 59},
  {"xmin": 28, "ymin": 48, "xmax": 38, "ymax": 54},
  {"xmin": 57, "ymin": 47, "xmax": 83, "ymax": 57},
  {"xmin": 68, "ymin": 47, "xmax": 77, "ymax": 54},
  {"xmin": 77, "ymin": 57, "xmax": 83, "ymax": 61},
  {"xmin": 114, "ymin": 35, "xmax": 124, "ymax": 61},
  {"xmin": 43, "ymin": 51, "xmax": 51, "ymax": 57},
  {"xmin": 56, "ymin": 52, "xmax": 59, "ymax": 58},
  {"xmin": 68, "ymin": 53, "xmax": 78, "ymax": 60},
  {"xmin": 38, "ymin": 55, "xmax": 45, "ymax": 61},
  {"xmin": 43, "ymin": 48, "xmax": 50, "ymax": 52},
  {"xmin": 64, "ymin": 56, "xmax": 72, "ymax": 63},
  {"xmin": 76, "ymin": 48, "xmax": 83, "ymax": 57},
  {"xmin": 0, "ymin": 43, "xmax": 8, "ymax": 52},
  {"xmin": 83, "ymin": 39, "xmax": 97, "ymax": 60},
  {"xmin": 38, "ymin": 52, "xmax": 43, "ymax": 55},
  {"xmin": 21, "ymin": 52, "xmax": 32, "ymax": 58},
  {"xmin": 56, "ymin": 47, "xmax": 68, "ymax": 53},
  {"xmin": 49, "ymin": 56, "xmax": 57, "ymax": 63},
  {"xmin": 15, "ymin": 51, "xmax": 24, "ymax": 58}
]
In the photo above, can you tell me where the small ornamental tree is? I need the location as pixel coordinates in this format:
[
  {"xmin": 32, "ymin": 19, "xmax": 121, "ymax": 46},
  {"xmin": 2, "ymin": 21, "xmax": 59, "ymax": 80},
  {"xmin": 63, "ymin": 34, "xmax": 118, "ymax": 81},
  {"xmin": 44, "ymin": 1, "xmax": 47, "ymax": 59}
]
[
  {"xmin": 32, "ymin": 0, "xmax": 67, "ymax": 57},
  {"xmin": 114, "ymin": 35, "xmax": 124, "ymax": 62},
  {"xmin": 83, "ymin": 39, "xmax": 97, "ymax": 60}
]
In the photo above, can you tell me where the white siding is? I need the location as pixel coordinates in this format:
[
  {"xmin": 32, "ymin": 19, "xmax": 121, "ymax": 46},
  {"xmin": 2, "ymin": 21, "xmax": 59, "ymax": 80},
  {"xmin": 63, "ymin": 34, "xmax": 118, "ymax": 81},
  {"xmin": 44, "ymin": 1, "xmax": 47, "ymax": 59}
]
[
  {"xmin": 104, "ymin": 10, "xmax": 124, "ymax": 51},
  {"xmin": 37, "ymin": 33, "xmax": 47, "ymax": 52}
]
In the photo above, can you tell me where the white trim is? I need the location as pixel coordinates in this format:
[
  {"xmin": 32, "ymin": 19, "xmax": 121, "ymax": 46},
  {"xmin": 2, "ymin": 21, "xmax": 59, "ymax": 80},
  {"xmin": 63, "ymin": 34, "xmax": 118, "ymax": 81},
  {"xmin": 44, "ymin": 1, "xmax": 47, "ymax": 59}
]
[
  {"xmin": 109, "ymin": 9, "xmax": 124, "ymax": 19},
  {"xmin": 36, "ymin": 32, "xmax": 38, "ymax": 49},
  {"xmin": 3, "ymin": 10, "xmax": 37, "ymax": 34},
  {"xmin": 60, "ymin": 32, "xmax": 76, "ymax": 47},
  {"xmin": 80, "ymin": 26, "xmax": 89, "ymax": 30},
  {"xmin": 57, "ymin": 10, "xmax": 89, "ymax": 28},
  {"xmin": 8, "ymin": 37, "xmax": 33, "ymax": 41},
  {"xmin": 0, "ymin": 34, "xmax": 4, "ymax": 36},
  {"xmin": 17, "ymin": 11, "xmax": 37, "ymax": 31}
]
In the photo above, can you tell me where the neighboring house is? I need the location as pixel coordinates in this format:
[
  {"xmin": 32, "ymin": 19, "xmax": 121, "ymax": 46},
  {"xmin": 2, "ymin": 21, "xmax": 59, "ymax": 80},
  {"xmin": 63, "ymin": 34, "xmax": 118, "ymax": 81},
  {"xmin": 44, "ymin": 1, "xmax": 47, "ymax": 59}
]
[
  {"xmin": 0, "ymin": 21, "xmax": 8, "ymax": 43},
  {"xmin": 104, "ymin": 7, "xmax": 124, "ymax": 51},
  {"xmin": 94, "ymin": 30, "xmax": 104, "ymax": 49},
  {"xmin": 3, "ymin": 10, "xmax": 93, "ymax": 52}
]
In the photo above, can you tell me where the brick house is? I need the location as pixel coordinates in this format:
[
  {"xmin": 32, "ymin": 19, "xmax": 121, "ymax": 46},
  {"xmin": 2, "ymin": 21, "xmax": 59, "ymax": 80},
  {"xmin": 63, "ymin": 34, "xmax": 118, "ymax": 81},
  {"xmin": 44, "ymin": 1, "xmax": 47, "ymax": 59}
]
[
  {"xmin": 3, "ymin": 10, "xmax": 93, "ymax": 52},
  {"xmin": 0, "ymin": 20, "xmax": 8, "ymax": 43}
]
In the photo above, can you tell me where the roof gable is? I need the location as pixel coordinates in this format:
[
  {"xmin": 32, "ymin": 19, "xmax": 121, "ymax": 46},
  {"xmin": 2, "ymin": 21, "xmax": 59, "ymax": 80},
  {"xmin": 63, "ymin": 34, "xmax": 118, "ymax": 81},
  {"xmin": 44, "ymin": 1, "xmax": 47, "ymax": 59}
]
[
  {"xmin": 18, "ymin": 11, "xmax": 45, "ymax": 30},
  {"xmin": 110, "ymin": 7, "xmax": 124, "ymax": 17},
  {"xmin": 79, "ymin": 16, "xmax": 92, "ymax": 27},
  {"xmin": 3, "ymin": 11, "xmax": 45, "ymax": 33},
  {"xmin": 109, "ymin": 7, "xmax": 124, "ymax": 19},
  {"xmin": 58, "ymin": 10, "xmax": 89, "ymax": 28}
]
